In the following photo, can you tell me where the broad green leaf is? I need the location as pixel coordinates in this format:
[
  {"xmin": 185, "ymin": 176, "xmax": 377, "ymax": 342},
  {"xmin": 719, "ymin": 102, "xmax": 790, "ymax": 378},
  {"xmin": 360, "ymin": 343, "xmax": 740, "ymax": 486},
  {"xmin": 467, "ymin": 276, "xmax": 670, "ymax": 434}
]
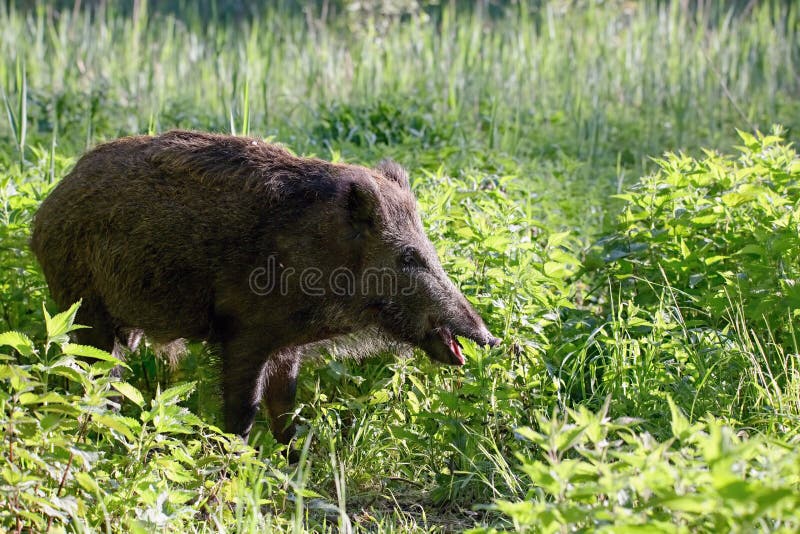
[
  {"xmin": 703, "ymin": 255, "xmax": 727, "ymax": 265},
  {"xmin": 736, "ymin": 129, "xmax": 758, "ymax": 148},
  {"xmin": 93, "ymin": 413, "xmax": 136, "ymax": 441},
  {"xmin": 111, "ymin": 381, "xmax": 145, "ymax": 407},
  {"xmin": 658, "ymin": 495, "xmax": 714, "ymax": 513},
  {"xmin": 679, "ymin": 238, "xmax": 691, "ymax": 259},
  {"xmin": 157, "ymin": 381, "xmax": 197, "ymax": 404},
  {"xmin": 555, "ymin": 425, "xmax": 586, "ymax": 452},
  {"xmin": 47, "ymin": 365, "xmax": 84, "ymax": 384},
  {"xmin": 19, "ymin": 391, "xmax": 68, "ymax": 405},
  {"xmin": 62, "ymin": 344, "xmax": 125, "ymax": 366},
  {"xmin": 721, "ymin": 192, "xmax": 749, "ymax": 207},
  {"xmin": 44, "ymin": 301, "xmax": 84, "ymax": 343},
  {"xmin": 668, "ymin": 395, "xmax": 690, "ymax": 440},
  {"xmin": 690, "ymin": 213, "xmax": 719, "ymax": 225},
  {"xmin": 74, "ymin": 472, "xmax": 102, "ymax": 495},
  {"xmin": 544, "ymin": 261, "xmax": 570, "ymax": 279},
  {"xmin": 0, "ymin": 331, "xmax": 35, "ymax": 356}
]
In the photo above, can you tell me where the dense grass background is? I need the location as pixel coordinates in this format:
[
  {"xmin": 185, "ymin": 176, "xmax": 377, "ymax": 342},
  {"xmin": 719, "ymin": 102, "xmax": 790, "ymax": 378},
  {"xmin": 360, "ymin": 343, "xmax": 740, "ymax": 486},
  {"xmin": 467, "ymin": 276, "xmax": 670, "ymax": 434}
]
[
  {"xmin": 4, "ymin": 0, "xmax": 798, "ymax": 232},
  {"xmin": 1, "ymin": 0, "xmax": 800, "ymax": 531}
]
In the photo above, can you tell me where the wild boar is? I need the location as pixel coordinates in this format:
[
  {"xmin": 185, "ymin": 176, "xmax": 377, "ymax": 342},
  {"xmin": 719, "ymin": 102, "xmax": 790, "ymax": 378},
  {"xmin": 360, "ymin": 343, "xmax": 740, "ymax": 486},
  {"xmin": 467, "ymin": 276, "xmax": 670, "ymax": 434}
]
[{"xmin": 30, "ymin": 130, "xmax": 500, "ymax": 445}]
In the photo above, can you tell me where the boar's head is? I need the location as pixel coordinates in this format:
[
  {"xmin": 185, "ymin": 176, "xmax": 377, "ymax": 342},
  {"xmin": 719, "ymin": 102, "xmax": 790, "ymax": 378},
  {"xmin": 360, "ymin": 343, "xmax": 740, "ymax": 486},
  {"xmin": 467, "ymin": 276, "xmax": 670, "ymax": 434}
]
[{"xmin": 345, "ymin": 160, "xmax": 500, "ymax": 365}]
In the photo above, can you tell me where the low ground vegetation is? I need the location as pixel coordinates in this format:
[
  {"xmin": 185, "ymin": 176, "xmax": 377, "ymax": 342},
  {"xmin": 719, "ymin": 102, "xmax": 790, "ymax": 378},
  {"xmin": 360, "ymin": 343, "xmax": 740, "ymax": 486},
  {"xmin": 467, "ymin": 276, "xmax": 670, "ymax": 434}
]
[{"xmin": 1, "ymin": 1, "xmax": 799, "ymax": 531}]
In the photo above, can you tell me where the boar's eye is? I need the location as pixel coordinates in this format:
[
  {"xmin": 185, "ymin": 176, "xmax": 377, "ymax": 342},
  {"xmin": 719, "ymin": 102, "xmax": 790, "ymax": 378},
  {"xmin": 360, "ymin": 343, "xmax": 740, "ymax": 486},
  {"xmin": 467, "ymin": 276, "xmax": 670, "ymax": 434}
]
[{"xmin": 400, "ymin": 247, "xmax": 425, "ymax": 270}]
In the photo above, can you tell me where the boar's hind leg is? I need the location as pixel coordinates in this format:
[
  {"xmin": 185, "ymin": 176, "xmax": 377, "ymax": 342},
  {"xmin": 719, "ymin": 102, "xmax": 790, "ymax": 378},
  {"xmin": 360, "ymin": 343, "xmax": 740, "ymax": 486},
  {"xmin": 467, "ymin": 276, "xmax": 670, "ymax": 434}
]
[{"xmin": 263, "ymin": 350, "xmax": 301, "ymax": 445}]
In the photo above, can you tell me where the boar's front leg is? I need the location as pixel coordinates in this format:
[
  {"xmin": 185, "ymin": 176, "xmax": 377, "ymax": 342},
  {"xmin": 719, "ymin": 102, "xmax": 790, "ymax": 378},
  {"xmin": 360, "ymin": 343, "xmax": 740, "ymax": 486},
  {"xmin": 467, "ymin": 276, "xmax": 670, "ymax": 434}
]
[
  {"xmin": 221, "ymin": 335, "xmax": 271, "ymax": 441},
  {"xmin": 221, "ymin": 338, "xmax": 301, "ymax": 446},
  {"xmin": 262, "ymin": 349, "xmax": 301, "ymax": 445}
]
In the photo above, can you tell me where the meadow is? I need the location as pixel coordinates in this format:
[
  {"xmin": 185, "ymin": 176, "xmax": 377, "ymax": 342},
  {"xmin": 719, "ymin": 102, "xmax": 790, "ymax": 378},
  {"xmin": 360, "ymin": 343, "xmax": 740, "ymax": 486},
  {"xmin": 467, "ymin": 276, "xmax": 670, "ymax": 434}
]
[{"xmin": 1, "ymin": 1, "xmax": 799, "ymax": 531}]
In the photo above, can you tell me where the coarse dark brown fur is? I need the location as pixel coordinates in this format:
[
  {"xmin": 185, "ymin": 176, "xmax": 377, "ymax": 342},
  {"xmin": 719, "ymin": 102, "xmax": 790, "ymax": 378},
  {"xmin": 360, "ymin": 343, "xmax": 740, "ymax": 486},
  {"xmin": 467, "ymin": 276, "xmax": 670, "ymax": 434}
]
[{"xmin": 31, "ymin": 130, "xmax": 499, "ymax": 445}]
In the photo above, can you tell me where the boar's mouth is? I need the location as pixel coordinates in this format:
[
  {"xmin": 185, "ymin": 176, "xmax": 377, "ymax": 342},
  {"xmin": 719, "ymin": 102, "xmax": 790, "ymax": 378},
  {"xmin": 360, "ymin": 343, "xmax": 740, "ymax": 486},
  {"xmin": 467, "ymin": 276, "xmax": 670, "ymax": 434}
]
[
  {"xmin": 370, "ymin": 300, "xmax": 500, "ymax": 365},
  {"xmin": 419, "ymin": 325, "xmax": 482, "ymax": 366}
]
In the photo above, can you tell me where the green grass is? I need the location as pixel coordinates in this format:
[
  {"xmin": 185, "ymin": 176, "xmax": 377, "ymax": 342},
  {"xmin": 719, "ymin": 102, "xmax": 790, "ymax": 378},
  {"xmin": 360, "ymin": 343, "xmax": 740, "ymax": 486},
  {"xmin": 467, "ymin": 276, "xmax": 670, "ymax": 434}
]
[
  {"xmin": 2, "ymin": 0, "xmax": 797, "ymax": 232},
  {"xmin": 1, "ymin": 0, "xmax": 800, "ymax": 531}
]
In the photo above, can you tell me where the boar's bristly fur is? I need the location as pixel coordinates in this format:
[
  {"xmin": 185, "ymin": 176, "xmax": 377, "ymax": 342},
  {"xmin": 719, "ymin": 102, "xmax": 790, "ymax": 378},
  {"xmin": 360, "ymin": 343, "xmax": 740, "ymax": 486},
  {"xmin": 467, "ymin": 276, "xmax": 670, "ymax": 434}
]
[{"xmin": 31, "ymin": 130, "xmax": 500, "ymax": 445}]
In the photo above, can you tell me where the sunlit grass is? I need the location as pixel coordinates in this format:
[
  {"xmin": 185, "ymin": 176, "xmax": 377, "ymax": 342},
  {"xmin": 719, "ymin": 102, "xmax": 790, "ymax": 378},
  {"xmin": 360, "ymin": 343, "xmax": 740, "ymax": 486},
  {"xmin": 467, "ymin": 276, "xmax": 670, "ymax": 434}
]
[{"xmin": 1, "ymin": 2, "xmax": 797, "ymax": 230}]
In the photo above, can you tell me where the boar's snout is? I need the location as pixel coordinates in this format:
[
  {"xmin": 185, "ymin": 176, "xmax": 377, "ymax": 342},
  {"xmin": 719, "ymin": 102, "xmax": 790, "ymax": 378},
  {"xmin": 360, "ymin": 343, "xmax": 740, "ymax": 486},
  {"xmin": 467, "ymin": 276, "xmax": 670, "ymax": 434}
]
[
  {"xmin": 419, "ymin": 321, "xmax": 500, "ymax": 366},
  {"xmin": 418, "ymin": 286, "xmax": 501, "ymax": 366}
]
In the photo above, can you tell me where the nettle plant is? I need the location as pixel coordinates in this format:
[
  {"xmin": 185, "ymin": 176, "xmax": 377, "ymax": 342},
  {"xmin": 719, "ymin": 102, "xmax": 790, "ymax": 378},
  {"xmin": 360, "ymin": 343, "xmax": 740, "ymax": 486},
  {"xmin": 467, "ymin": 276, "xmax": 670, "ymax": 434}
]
[
  {"xmin": 0, "ymin": 303, "xmax": 288, "ymax": 532},
  {"xmin": 479, "ymin": 398, "xmax": 800, "ymax": 533},
  {"xmin": 594, "ymin": 128, "xmax": 800, "ymax": 350}
]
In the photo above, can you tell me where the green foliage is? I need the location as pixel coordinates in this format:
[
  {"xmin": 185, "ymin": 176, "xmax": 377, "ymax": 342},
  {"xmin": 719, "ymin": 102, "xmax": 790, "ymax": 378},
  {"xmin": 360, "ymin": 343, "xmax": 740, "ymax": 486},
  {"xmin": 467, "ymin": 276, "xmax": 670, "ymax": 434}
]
[
  {"xmin": 479, "ymin": 400, "xmax": 800, "ymax": 533},
  {"xmin": 489, "ymin": 133, "xmax": 800, "ymax": 532},
  {"xmin": 547, "ymin": 131, "xmax": 800, "ymax": 434},
  {"xmin": 0, "ymin": 152, "xmax": 59, "ymax": 333},
  {"xmin": 1, "ymin": 0, "xmax": 800, "ymax": 531},
  {"xmin": 597, "ymin": 128, "xmax": 800, "ymax": 347},
  {"xmin": 0, "ymin": 303, "xmax": 290, "ymax": 532},
  {"xmin": 2, "ymin": 0, "xmax": 798, "ymax": 211},
  {"xmin": 313, "ymin": 101, "xmax": 453, "ymax": 149}
]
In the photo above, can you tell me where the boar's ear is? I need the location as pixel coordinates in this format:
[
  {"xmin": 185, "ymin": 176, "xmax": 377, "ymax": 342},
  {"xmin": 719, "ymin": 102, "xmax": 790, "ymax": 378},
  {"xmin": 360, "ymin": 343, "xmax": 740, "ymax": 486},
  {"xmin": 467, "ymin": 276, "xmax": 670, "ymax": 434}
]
[
  {"xmin": 376, "ymin": 159, "xmax": 410, "ymax": 189},
  {"xmin": 346, "ymin": 179, "xmax": 380, "ymax": 235}
]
